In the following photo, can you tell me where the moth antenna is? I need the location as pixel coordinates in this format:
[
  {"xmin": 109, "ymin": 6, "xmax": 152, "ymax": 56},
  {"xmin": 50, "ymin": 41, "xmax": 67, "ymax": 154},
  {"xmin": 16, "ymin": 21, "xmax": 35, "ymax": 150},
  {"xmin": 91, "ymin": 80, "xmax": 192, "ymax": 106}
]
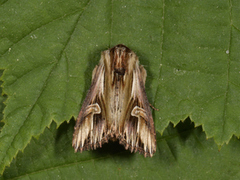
[{"xmin": 149, "ymin": 103, "xmax": 159, "ymax": 111}]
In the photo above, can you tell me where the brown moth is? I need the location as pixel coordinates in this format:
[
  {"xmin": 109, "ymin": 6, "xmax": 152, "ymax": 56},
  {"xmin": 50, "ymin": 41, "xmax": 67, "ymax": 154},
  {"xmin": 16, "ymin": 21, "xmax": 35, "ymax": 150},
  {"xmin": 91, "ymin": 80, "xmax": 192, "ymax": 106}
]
[{"xmin": 72, "ymin": 44, "xmax": 156, "ymax": 157}]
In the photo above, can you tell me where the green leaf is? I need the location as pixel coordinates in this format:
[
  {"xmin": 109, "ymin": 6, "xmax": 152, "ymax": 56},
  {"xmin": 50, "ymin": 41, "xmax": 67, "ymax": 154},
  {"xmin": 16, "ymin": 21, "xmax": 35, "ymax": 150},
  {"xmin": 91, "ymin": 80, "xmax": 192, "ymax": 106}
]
[
  {"xmin": 0, "ymin": 0, "xmax": 240, "ymax": 177},
  {"xmin": 154, "ymin": 0, "xmax": 240, "ymax": 145},
  {"xmin": 0, "ymin": 70, "xmax": 6, "ymax": 129},
  {"xmin": 2, "ymin": 119, "xmax": 240, "ymax": 179}
]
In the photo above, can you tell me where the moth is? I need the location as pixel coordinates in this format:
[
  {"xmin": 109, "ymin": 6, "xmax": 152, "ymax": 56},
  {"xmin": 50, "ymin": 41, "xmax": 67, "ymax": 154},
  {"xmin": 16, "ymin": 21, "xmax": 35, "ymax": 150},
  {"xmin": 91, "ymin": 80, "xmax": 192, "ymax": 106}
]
[{"xmin": 72, "ymin": 44, "xmax": 156, "ymax": 157}]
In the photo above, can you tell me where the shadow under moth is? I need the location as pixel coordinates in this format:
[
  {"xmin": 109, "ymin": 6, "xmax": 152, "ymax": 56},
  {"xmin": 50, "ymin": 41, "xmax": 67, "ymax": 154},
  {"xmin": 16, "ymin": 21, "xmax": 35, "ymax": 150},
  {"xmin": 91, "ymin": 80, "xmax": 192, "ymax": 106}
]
[{"xmin": 72, "ymin": 44, "xmax": 156, "ymax": 157}]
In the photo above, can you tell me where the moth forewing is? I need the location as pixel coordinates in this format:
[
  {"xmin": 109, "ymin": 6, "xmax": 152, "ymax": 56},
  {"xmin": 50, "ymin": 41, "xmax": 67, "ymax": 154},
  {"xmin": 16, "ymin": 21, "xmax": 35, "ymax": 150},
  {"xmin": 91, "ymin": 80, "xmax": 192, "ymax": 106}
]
[{"xmin": 72, "ymin": 44, "xmax": 156, "ymax": 157}]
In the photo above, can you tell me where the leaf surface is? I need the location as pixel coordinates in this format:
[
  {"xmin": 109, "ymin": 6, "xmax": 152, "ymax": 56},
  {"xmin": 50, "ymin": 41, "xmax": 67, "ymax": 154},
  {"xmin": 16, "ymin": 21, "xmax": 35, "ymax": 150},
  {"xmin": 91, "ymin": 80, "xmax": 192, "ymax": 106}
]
[
  {"xmin": 2, "ymin": 120, "xmax": 240, "ymax": 179},
  {"xmin": 0, "ymin": 0, "xmax": 239, "ymax": 176}
]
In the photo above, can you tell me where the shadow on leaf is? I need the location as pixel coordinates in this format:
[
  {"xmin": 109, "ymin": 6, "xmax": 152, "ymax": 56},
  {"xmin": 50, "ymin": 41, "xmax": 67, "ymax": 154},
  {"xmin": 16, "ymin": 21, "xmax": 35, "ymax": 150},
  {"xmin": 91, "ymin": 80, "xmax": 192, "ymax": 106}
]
[
  {"xmin": 175, "ymin": 117, "xmax": 197, "ymax": 141},
  {"xmin": 55, "ymin": 118, "xmax": 134, "ymax": 159},
  {"xmin": 92, "ymin": 140, "xmax": 134, "ymax": 159}
]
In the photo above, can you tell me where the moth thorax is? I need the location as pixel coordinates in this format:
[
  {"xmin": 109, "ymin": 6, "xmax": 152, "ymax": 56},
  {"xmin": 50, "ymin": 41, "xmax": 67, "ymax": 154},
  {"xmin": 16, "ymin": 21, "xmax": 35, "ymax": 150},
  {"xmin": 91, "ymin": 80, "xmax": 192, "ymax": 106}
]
[{"xmin": 114, "ymin": 68, "xmax": 125, "ymax": 75}]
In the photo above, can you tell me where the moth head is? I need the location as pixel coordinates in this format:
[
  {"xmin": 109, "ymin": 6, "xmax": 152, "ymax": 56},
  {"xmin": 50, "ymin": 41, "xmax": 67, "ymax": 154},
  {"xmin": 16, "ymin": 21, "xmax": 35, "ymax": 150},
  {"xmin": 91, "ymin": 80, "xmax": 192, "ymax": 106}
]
[{"xmin": 109, "ymin": 44, "xmax": 138, "ymax": 76}]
